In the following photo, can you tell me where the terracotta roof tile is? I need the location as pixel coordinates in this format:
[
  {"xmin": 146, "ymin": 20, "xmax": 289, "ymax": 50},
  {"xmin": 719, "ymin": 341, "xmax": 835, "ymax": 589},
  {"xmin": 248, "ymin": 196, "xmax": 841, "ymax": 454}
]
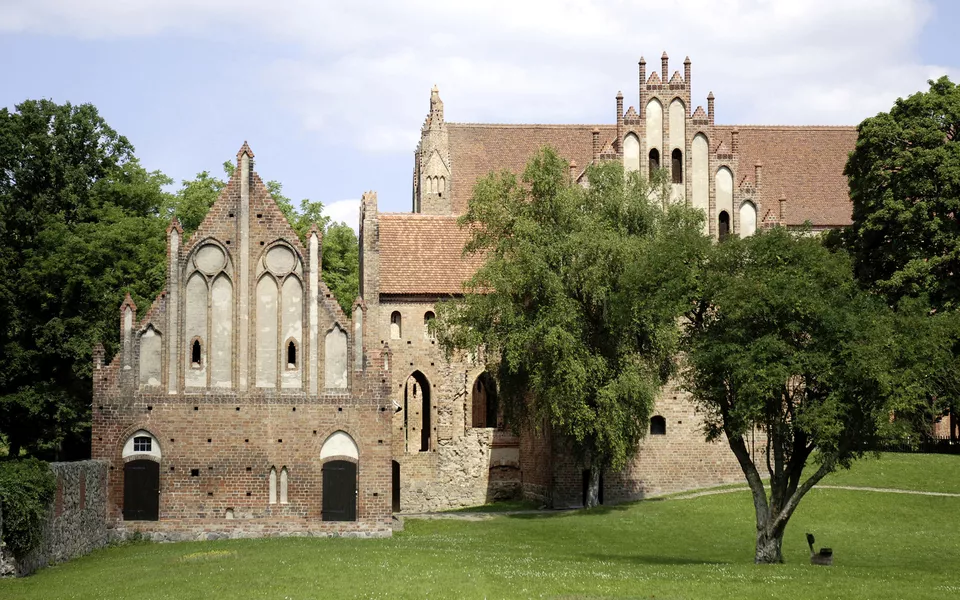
[
  {"xmin": 447, "ymin": 123, "xmax": 615, "ymax": 214},
  {"xmin": 715, "ymin": 126, "xmax": 857, "ymax": 227},
  {"xmin": 379, "ymin": 214, "xmax": 487, "ymax": 295}
]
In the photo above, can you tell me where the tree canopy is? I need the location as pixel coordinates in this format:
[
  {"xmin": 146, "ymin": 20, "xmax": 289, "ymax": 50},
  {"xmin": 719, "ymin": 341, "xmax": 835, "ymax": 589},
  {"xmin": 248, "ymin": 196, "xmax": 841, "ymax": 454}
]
[
  {"xmin": 844, "ymin": 76, "xmax": 960, "ymax": 311},
  {"xmin": 682, "ymin": 227, "xmax": 958, "ymax": 563},
  {"xmin": 0, "ymin": 99, "xmax": 360, "ymax": 457},
  {"xmin": 0, "ymin": 100, "xmax": 170, "ymax": 458},
  {"xmin": 435, "ymin": 148, "xmax": 709, "ymax": 506}
]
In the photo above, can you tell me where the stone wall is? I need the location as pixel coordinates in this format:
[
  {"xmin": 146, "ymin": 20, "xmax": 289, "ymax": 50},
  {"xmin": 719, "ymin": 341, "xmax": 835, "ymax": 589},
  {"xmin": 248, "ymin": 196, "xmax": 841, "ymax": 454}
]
[{"xmin": 1, "ymin": 461, "xmax": 109, "ymax": 577}]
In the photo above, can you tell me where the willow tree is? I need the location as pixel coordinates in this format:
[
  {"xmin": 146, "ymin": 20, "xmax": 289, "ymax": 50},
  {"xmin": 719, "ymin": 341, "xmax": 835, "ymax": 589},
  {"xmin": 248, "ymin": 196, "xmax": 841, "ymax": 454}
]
[
  {"xmin": 682, "ymin": 228, "xmax": 955, "ymax": 563},
  {"xmin": 434, "ymin": 147, "xmax": 708, "ymax": 506}
]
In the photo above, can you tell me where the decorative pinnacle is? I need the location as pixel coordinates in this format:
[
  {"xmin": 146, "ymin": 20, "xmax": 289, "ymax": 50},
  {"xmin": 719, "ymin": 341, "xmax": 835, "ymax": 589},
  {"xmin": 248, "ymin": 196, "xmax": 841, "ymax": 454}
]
[
  {"xmin": 707, "ymin": 91, "xmax": 715, "ymax": 100},
  {"xmin": 121, "ymin": 292, "xmax": 137, "ymax": 312},
  {"xmin": 639, "ymin": 56, "xmax": 646, "ymax": 64},
  {"xmin": 684, "ymin": 56, "xmax": 691, "ymax": 64},
  {"xmin": 236, "ymin": 140, "xmax": 255, "ymax": 160},
  {"xmin": 661, "ymin": 51, "xmax": 669, "ymax": 59},
  {"xmin": 167, "ymin": 215, "xmax": 183, "ymax": 235}
]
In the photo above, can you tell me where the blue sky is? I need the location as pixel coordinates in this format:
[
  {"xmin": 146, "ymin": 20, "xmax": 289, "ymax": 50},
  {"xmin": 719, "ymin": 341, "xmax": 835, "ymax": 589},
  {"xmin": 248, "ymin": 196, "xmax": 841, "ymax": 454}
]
[{"xmin": 2, "ymin": 0, "xmax": 958, "ymax": 229}]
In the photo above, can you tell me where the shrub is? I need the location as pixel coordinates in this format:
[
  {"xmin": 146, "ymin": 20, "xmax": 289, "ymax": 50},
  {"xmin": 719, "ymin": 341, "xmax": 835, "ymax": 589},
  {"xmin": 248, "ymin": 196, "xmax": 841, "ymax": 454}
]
[{"xmin": 0, "ymin": 458, "xmax": 56, "ymax": 559}]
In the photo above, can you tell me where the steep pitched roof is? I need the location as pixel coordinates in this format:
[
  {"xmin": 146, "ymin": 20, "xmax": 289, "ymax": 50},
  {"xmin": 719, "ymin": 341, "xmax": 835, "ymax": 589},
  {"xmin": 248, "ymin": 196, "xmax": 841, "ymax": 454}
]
[
  {"xmin": 714, "ymin": 126, "xmax": 857, "ymax": 227},
  {"xmin": 446, "ymin": 123, "xmax": 616, "ymax": 213},
  {"xmin": 378, "ymin": 214, "xmax": 487, "ymax": 295}
]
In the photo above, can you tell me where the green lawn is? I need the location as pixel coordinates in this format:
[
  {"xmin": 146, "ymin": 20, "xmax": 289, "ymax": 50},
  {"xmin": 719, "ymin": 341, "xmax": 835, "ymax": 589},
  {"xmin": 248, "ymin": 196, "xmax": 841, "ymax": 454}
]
[{"xmin": 2, "ymin": 453, "xmax": 958, "ymax": 599}]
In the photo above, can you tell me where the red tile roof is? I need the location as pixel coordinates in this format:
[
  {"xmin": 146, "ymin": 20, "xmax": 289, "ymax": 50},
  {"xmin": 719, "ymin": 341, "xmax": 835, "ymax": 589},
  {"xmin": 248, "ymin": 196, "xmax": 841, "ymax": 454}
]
[
  {"xmin": 715, "ymin": 126, "xmax": 857, "ymax": 227},
  {"xmin": 447, "ymin": 123, "xmax": 615, "ymax": 214},
  {"xmin": 379, "ymin": 213, "xmax": 487, "ymax": 295}
]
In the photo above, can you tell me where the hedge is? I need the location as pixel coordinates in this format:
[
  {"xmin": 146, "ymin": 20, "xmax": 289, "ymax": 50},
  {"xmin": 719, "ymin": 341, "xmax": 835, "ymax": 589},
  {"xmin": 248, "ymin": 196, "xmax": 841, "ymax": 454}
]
[{"xmin": 0, "ymin": 458, "xmax": 56, "ymax": 559}]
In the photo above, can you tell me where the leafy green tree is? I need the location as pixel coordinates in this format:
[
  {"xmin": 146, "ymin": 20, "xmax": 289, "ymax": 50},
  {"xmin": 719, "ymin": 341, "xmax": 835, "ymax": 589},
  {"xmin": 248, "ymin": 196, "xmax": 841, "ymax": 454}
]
[
  {"xmin": 844, "ymin": 76, "xmax": 960, "ymax": 311},
  {"xmin": 681, "ymin": 228, "xmax": 956, "ymax": 563},
  {"xmin": 434, "ymin": 148, "xmax": 708, "ymax": 506},
  {"xmin": 0, "ymin": 100, "xmax": 170, "ymax": 458},
  {"xmin": 322, "ymin": 223, "xmax": 359, "ymax": 315},
  {"xmin": 161, "ymin": 166, "xmax": 228, "ymax": 234}
]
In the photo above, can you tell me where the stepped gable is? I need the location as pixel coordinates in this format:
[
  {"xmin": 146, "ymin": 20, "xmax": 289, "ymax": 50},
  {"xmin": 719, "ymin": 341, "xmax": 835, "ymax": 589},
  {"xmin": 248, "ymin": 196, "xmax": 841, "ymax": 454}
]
[
  {"xmin": 176, "ymin": 143, "xmax": 348, "ymax": 324},
  {"xmin": 378, "ymin": 213, "xmax": 486, "ymax": 295},
  {"xmin": 715, "ymin": 126, "xmax": 857, "ymax": 227},
  {"xmin": 447, "ymin": 123, "xmax": 616, "ymax": 214}
]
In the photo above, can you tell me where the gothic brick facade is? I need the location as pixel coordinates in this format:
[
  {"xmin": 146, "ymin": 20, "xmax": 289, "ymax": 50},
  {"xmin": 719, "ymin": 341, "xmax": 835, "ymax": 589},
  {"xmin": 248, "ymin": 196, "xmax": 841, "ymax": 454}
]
[
  {"xmin": 94, "ymin": 54, "xmax": 869, "ymax": 529},
  {"xmin": 92, "ymin": 146, "xmax": 393, "ymax": 538},
  {"xmin": 363, "ymin": 53, "xmax": 857, "ymax": 511}
]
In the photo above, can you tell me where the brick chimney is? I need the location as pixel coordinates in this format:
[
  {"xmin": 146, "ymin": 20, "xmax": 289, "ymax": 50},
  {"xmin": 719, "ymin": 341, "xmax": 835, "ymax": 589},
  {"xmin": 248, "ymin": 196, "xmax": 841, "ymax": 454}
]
[{"xmin": 592, "ymin": 128, "xmax": 600, "ymax": 164}]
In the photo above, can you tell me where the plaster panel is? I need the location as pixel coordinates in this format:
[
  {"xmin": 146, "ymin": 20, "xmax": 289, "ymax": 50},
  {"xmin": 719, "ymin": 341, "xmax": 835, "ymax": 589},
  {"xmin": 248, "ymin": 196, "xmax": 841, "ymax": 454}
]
[
  {"xmin": 184, "ymin": 272, "xmax": 207, "ymax": 387},
  {"xmin": 139, "ymin": 327, "xmax": 162, "ymax": 388},
  {"xmin": 324, "ymin": 325, "xmax": 348, "ymax": 389},
  {"xmin": 281, "ymin": 276, "xmax": 303, "ymax": 389},
  {"xmin": 256, "ymin": 276, "xmax": 278, "ymax": 388},
  {"xmin": 210, "ymin": 274, "xmax": 233, "ymax": 388},
  {"xmin": 692, "ymin": 134, "xmax": 709, "ymax": 235}
]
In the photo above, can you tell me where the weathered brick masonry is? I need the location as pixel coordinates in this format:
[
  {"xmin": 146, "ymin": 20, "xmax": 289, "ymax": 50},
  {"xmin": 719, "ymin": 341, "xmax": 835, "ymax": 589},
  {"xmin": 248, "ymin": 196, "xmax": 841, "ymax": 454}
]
[
  {"xmin": 365, "ymin": 53, "xmax": 856, "ymax": 510},
  {"xmin": 92, "ymin": 145, "xmax": 392, "ymax": 537}
]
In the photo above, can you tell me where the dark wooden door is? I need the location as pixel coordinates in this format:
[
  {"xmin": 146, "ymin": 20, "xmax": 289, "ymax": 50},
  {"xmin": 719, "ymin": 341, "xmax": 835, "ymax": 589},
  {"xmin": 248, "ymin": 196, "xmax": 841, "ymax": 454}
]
[
  {"xmin": 322, "ymin": 460, "xmax": 357, "ymax": 521},
  {"xmin": 123, "ymin": 460, "xmax": 159, "ymax": 521},
  {"xmin": 392, "ymin": 461, "xmax": 400, "ymax": 512}
]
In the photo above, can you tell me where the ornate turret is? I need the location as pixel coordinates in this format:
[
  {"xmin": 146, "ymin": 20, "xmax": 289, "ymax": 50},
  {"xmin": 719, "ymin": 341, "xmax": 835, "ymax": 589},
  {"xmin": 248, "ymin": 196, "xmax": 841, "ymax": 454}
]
[{"xmin": 415, "ymin": 86, "xmax": 452, "ymax": 214}]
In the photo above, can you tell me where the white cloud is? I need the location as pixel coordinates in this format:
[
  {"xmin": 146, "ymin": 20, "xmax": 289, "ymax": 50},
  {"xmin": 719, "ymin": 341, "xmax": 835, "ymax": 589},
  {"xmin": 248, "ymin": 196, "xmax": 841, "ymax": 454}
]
[
  {"xmin": 323, "ymin": 198, "xmax": 361, "ymax": 233},
  {"xmin": 3, "ymin": 0, "xmax": 955, "ymax": 152}
]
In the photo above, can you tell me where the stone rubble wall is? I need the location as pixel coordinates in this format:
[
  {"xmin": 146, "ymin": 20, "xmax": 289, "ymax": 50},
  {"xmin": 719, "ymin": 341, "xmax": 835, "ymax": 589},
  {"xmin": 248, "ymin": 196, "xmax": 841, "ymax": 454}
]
[{"xmin": 1, "ymin": 460, "xmax": 109, "ymax": 577}]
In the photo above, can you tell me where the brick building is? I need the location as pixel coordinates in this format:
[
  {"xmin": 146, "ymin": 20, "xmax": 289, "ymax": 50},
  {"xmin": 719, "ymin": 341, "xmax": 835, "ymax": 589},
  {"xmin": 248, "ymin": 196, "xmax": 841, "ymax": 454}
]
[
  {"xmin": 92, "ymin": 144, "xmax": 393, "ymax": 539},
  {"xmin": 95, "ymin": 53, "xmax": 896, "ymax": 532},
  {"xmin": 361, "ymin": 54, "xmax": 860, "ymax": 511}
]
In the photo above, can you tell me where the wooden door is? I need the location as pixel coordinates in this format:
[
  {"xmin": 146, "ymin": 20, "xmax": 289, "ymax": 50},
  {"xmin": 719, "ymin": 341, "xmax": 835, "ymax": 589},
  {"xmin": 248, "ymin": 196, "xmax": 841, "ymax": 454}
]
[
  {"xmin": 123, "ymin": 460, "xmax": 159, "ymax": 521},
  {"xmin": 322, "ymin": 460, "xmax": 357, "ymax": 521}
]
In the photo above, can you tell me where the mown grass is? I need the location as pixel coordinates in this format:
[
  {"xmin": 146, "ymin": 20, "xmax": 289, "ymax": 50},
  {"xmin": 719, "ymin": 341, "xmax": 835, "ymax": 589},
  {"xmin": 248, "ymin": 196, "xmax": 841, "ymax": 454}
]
[{"xmin": 1, "ymin": 453, "xmax": 957, "ymax": 600}]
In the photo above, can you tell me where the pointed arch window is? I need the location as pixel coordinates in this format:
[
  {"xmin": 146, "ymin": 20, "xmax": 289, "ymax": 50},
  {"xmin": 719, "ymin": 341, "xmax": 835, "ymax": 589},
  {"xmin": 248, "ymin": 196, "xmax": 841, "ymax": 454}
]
[
  {"xmin": 268, "ymin": 467, "xmax": 278, "ymax": 504},
  {"xmin": 648, "ymin": 148, "xmax": 660, "ymax": 179},
  {"xmin": 280, "ymin": 467, "xmax": 289, "ymax": 504},
  {"xmin": 672, "ymin": 149, "xmax": 683, "ymax": 184},
  {"xmin": 191, "ymin": 338, "xmax": 203, "ymax": 368},
  {"xmin": 719, "ymin": 211, "xmax": 731, "ymax": 241},
  {"xmin": 286, "ymin": 339, "xmax": 298, "ymax": 370}
]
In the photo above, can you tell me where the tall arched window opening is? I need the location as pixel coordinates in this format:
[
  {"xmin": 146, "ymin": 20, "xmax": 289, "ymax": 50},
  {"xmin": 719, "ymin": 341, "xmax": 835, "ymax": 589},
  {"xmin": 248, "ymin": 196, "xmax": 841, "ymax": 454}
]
[
  {"xmin": 390, "ymin": 311, "xmax": 402, "ymax": 339},
  {"xmin": 403, "ymin": 371, "xmax": 432, "ymax": 452},
  {"xmin": 672, "ymin": 149, "xmax": 683, "ymax": 184},
  {"xmin": 471, "ymin": 372, "xmax": 499, "ymax": 428},
  {"xmin": 719, "ymin": 211, "xmax": 731, "ymax": 241},
  {"xmin": 423, "ymin": 311, "xmax": 435, "ymax": 340},
  {"xmin": 648, "ymin": 148, "xmax": 660, "ymax": 179}
]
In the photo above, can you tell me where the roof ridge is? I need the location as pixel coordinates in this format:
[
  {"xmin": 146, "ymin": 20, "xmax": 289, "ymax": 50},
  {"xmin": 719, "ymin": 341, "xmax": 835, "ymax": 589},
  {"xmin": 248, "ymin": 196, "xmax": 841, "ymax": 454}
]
[
  {"xmin": 714, "ymin": 124, "xmax": 857, "ymax": 130},
  {"xmin": 447, "ymin": 122, "xmax": 614, "ymax": 129}
]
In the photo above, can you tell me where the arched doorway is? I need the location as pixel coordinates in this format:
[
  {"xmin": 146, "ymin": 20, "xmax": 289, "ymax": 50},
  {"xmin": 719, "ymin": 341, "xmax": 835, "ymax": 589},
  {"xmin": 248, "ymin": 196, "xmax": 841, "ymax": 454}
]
[
  {"xmin": 404, "ymin": 371, "xmax": 432, "ymax": 452},
  {"xmin": 320, "ymin": 431, "xmax": 359, "ymax": 522},
  {"xmin": 121, "ymin": 430, "xmax": 161, "ymax": 521},
  {"xmin": 472, "ymin": 372, "xmax": 499, "ymax": 428}
]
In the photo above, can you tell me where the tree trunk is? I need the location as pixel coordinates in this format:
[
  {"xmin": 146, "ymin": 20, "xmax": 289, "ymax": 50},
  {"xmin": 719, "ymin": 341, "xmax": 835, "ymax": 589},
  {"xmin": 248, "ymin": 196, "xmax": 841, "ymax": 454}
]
[
  {"xmin": 755, "ymin": 524, "xmax": 785, "ymax": 564},
  {"xmin": 8, "ymin": 441, "xmax": 21, "ymax": 458},
  {"xmin": 584, "ymin": 464, "xmax": 601, "ymax": 508}
]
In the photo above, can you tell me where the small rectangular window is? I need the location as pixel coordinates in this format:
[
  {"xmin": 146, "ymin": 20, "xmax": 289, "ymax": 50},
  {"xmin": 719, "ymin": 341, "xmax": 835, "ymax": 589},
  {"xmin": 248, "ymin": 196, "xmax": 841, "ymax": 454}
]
[{"xmin": 133, "ymin": 436, "xmax": 152, "ymax": 452}]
